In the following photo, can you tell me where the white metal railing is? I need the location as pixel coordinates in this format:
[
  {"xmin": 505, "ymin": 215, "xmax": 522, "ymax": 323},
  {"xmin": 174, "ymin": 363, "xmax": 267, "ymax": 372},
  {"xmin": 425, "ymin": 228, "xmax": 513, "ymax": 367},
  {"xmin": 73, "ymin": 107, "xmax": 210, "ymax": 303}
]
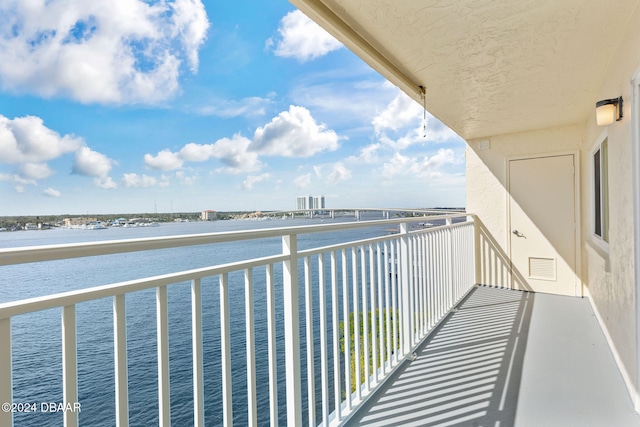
[{"xmin": 0, "ymin": 212, "xmax": 476, "ymax": 427}]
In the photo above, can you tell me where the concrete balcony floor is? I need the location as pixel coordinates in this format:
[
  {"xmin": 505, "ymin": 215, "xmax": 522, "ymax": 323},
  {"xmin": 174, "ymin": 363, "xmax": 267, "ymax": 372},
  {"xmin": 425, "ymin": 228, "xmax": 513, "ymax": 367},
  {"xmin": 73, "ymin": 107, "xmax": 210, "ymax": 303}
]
[{"xmin": 345, "ymin": 285, "xmax": 640, "ymax": 427}]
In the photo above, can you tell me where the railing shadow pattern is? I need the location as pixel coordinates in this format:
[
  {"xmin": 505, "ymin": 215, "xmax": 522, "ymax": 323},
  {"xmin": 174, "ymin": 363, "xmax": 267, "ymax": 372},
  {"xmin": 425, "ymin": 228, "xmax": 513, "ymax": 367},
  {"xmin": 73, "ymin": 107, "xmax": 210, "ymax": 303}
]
[{"xmin": 345, "ymin": 285, "xmax": 534, "ymax": 426}]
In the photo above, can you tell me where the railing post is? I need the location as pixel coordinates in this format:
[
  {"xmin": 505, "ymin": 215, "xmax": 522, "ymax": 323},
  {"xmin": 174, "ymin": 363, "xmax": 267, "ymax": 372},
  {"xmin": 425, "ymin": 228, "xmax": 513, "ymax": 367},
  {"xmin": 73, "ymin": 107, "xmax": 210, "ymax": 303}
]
[
  {"xmin": 191, "ymin": 279, "xmax": 204, "ymax": 427},
  {"xmin": 399, "ymin": 222, "xmax": 411, "ymax": 356},
  {"xmin": 472, "ymin": 215, "xmax": 481, "ymax": 286},
  {"xmin": 282, "ymin": 234, "xmax": 302, "ymax": 427},
  {"xmin": 156, "ymin": 287, "xmax": 170, "ymax": 427},
  {"xmin": 62, "ymin": 305, "xmax": 78, "ymax": 427},
  {"xmin": 220, "ymin": 274, "xmax": 233, "ymax": 427},
  {"xmin": 113, "ymin": 295, "xmax": 129, "ymax": 427},
  {"xmin": 0, "ymin": 318, "xmax": 12, "ymax": 427},
  {"xmin": 446, "ymin": 217, "xmax": 454, "ymax": 306}
]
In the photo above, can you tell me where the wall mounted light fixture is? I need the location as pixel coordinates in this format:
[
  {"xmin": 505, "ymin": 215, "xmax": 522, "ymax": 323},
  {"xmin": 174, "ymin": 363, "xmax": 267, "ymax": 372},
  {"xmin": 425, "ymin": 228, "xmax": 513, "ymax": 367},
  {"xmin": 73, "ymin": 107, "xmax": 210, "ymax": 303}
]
[{"xmin": 596, "ymin": 96, "xmax": 623, "ymax": 126}]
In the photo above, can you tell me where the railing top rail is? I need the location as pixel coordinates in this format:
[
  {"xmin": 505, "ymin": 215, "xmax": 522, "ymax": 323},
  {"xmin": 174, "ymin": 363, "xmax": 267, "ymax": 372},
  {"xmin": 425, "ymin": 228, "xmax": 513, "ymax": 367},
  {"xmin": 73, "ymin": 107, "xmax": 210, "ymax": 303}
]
[
  {"xmin": 0, "ymin": 212, "xmax": 470, "ymax": 266},
  {"xmin": 0, "ymin": 217, "xmax": 475, "ymax": 318},
  {"xmin": 297, "ymin": 218, "xmax": 474, "ymax": 258},
  {"xmin": 0, "ymin": 252, "xmax": 288, "ymax": 319}
]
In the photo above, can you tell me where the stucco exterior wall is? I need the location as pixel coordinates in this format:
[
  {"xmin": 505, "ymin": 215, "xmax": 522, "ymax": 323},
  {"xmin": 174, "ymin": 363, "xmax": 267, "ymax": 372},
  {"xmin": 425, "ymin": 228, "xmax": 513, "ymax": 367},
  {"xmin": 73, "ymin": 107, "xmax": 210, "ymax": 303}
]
[
  {"xmin": 579, "ymin": 2, "xmax": 640, "ymax": 401},
  {"xmin": 467, "ymin": 4, "xmax": 640, "ymax": 404}
]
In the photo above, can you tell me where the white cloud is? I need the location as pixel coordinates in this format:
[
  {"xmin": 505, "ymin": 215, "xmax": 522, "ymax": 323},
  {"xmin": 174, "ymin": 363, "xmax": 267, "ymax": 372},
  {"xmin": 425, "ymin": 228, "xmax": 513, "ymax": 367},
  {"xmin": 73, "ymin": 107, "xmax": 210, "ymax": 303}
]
[
  {"xmin": 72, "ymin": 146, "xmax": 114, "ymax": 177},
  {"xmin": 175, "ymin": 171, "xmax": 197, "ymax": 185},
  {"xmin": 328, "ymin": 163, "xmax": 352, "ymax": 182},
  {"xmin": 242, "ymin": 173, "xmax": 271, "ymax": 190},
  {"xmin": 0, "ymin": 115, "xmax": 121, "ymax": 189},
  {"xmin": 252, "ymin": 105, "xmax": 340, "ymax": 157},
  {"xmin": 0, "ymin": 115, "xmax": 83, "ymax": 164},
  {"xmin": 294, "ymin": 173, "xmax": 311, "ymax": 189},
  {"xmin": 145, "ymin": 134, "xmax": 263, "ymax": 174},
  {"xmin": 72, "ymin": 146, "xmax": 117, "ymax": 189},
  {"xmin": 94, "ymin": 176, "xmax": 117, "ymax": 189},
  {"xmin": 144, "ymin": 149, "xmax": 184, "ymax": 171},
  {"xmin": 373, "ymin": 92, "xmax": 423, "ymax": 134},
  {"xmin": 0, "ymin": 172, "xmax": 36, "ymax": 187},
  {"xmin": 347, "ymin": 143, "xmax": 381, "ymax": 164},
  {"xmin": 0, "ymin": 0, "xmax": 209, "ymax": 105},
  {"xmin": 206, "ymin": 136, "xmax": 264, "ymax": 174},
  {"xmin": 372, "ymin": 91, "xmax": 461, "ymax": 150},
  {"xmin": 43, "ymin": 188, "xmax": 61, "ymax": 197},
  {"xmin": 270, "ymin": 10, "xmax": 342, "ymax": 61},
  {"xmin": 20, "ymin": 163, "xmax": 53, "ymax": 180},
  {"xmin": 382, "ymin": 149, "xmax": 459, "ymax": 180},
  {"xmin": 122, "ymin": 173, "xmax": 158, "ymax": 188}
]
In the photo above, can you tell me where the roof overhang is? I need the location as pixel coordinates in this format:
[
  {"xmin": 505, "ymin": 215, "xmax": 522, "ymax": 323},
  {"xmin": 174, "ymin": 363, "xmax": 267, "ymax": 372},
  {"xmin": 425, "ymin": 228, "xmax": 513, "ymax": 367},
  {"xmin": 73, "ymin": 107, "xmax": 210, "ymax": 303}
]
[{"xmin": 291, "ymin": 0, "xmax": 640, "ymax": 140}]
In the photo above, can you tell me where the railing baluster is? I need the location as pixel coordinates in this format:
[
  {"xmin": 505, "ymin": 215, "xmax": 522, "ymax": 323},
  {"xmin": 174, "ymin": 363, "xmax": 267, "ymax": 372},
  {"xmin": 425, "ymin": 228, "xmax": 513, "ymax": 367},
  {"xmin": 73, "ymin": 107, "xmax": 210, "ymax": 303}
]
[
  {"xmin": 341, "ymin": 249, "xmax": 352, "ymax": 412},
  {"xmin": 113, "ymin": 294, "xmax": 129, "ymax": 427},
  {"xmin": 156, "ymin": 286, "xmax": 170, "ymax": 427},
  {"xmin": 282, "ymin": 234, "xmax": 302, "ymax": 427},
  {"xmin": 318, "ymin": 254, "xmax": 329, "ymax": 424},
  {"xmin": 266, "ymin": 264, "xmax": 278, "ymax": 427},
  {"xmin": 447, "ymin": 218, "xmax": 454, "ymax": 309},
  {"xmin": 330, "ymin": 250, "xmax": 341, "ymax": 422},
  {"xmin": 428, "ymin": 233, "xmax": 436, "ymax": 330},
  {"xmin": 369, "ymin": 243, "xmax": 378, "ymax": 386},
  {"xmin": 437, "ymin": 230, "xmax": 444, "ymax": 319},
  {"xmin": 62, "ymin": 305, "xmax": 78, "ymax": 427},
  {"xmin": 0, "ymin": 318, "xmax": 11, "ymax": 427},
  {"xmin": 376, "ymin": 242, "xmax": 384, "ymax": 381},
  {"xmin": 399, "ymin": 223, "xmax": 411, "ymax": 357},
  {"xmin": 351, "ymin": 246, "xmax": 361, "ymax": 402},
  {"xmin": 191, "ymin": 279, "xmax": 204, "ymax": 427},
  {"xmin": 390, "ymin": 240, "xmax": 398, "ymax": 365},
  {"xmin": 360, "ymin": 245, "xmax": 369, "ymax": 394},
  {"xmin": 411, "ymin": 236, "xmax": 418, "ymax": 343},
  {"xmin": 419, "ymin": 235, "xmax": 426, "ymax": 335},
  {"xmin": 383, "ymin": 241, "xmax": 391, "ymax": 372},
  {"xmin": 245, "ymin": 269, "xmax": 257, "ymax": 427},
  {"xmin": 304, "ymin": 256, "xmax": 315, "ymax": 427},
  {"xmin": 220, "ymin": 273, "xmax": 233, "ymax": 427}
]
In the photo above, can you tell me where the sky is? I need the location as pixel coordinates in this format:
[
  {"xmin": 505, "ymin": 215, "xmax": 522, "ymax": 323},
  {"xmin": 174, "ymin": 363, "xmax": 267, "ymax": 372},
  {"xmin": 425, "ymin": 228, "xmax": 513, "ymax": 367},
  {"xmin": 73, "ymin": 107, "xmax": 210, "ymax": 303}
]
[{"xmin": 0, "ymin": 0, "xmax": 466, "ymax": 216}]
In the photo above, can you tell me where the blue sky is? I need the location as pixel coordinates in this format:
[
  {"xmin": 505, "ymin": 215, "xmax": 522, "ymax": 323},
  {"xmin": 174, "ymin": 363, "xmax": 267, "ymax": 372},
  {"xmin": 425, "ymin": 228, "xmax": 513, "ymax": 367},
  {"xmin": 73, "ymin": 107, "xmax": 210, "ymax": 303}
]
[{"xmin": 0, "ymin": 0, "xmax": 465, "ymax": 216}]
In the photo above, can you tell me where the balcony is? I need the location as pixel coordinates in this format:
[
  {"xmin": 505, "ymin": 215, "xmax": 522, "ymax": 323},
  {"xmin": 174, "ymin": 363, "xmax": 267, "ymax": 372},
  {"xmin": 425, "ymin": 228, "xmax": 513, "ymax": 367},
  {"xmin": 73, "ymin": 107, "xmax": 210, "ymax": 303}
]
[{"xmin": 0, "ymin": 211, "xmax": 637, "ymax": 426}]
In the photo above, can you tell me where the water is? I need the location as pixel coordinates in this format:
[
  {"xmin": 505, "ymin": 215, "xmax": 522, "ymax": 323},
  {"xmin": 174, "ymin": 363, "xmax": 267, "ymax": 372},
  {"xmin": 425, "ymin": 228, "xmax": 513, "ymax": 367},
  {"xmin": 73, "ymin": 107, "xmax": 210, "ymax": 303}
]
[{"xmin": 0, "ymin": 216, "xmax": 391, "ymax": 426}]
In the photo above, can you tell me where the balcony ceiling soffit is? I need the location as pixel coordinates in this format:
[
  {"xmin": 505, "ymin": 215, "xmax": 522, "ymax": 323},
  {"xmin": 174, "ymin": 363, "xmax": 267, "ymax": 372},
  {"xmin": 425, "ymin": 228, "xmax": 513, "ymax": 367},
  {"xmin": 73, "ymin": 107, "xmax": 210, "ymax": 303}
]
[{"xmin": 291, "ymin": 0, "xmax": 639, "ymax": 140}]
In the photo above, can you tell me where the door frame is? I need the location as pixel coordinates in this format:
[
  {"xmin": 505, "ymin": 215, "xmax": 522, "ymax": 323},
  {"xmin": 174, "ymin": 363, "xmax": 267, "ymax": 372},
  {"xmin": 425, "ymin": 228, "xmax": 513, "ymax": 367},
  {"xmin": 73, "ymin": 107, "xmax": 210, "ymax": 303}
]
[
  {"xmin": 505, "ymin": 150, "xmax": 582, "ymax": 296},
  {"xmin": 632, "ymin": 67, "xmax": 640, "ymax": 403}
]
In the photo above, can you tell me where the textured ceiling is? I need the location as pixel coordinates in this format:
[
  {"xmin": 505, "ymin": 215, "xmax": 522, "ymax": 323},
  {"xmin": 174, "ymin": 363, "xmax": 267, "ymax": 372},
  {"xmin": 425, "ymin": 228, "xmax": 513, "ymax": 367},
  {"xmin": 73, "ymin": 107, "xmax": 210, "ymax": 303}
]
[{"xmin": 291, "ymin": 0, "xmax": 639, "ymax": 140}]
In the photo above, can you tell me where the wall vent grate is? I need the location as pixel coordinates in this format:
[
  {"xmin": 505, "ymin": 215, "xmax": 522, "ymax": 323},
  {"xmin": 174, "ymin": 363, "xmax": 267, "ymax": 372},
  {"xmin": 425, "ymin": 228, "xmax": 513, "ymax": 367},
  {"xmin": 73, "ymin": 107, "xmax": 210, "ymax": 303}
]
[{"xmin": 529, "ymin": 257, "xmax": 556, "ymax": 281}]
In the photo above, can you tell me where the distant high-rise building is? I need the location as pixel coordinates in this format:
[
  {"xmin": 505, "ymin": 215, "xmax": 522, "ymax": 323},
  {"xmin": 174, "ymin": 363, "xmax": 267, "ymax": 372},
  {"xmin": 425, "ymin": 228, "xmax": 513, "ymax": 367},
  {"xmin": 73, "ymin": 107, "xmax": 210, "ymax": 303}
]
[
  {"xmin": 296, "ymin": 196, "xmax": 310, "ymax": 210},
  {"xmin": 312, "ymin": 196, "xmax": 325, "ymax": 210},
  {"xmin": 296, "ymin": 195, "xmax": 325, "ymax": 212}
]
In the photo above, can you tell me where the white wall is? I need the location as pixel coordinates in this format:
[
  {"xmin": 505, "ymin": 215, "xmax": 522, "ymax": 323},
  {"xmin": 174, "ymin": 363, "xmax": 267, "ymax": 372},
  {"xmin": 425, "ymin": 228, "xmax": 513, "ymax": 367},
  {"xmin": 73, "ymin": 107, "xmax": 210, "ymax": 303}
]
[
  {"xmin": 467, "ymin": 4, "xmax": 640, "ymax": 405},
  {"xmin": 580, "ymin": 2, "xmax": 640, "ymax": 404}
]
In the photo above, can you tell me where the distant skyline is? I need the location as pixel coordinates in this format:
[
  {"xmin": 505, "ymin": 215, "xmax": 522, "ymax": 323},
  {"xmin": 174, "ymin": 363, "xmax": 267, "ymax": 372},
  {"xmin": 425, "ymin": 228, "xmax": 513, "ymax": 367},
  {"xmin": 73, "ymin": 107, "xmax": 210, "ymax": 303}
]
[{"xmin": 0, "ymin": 1, "xmax": 465, "ymax": 216}]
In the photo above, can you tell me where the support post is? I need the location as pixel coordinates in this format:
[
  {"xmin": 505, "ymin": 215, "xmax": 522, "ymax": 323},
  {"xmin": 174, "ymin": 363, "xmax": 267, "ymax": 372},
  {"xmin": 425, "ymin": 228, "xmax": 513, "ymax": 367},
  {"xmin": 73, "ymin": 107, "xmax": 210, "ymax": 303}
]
[
  {"xmin": 113, "ymin": 295, "xmax": 129, "ymax": 427},
  {"xmin": 472, "ymin": 215, "xmax": 481, "ymax": 286},
  {"xmin": 282, "ymin": 234, "xmax": 302, "ymax": 427},
  {"xmin": 0, "ymin": 318, "xmax": 12, "ymax": 427},
  {"xmin": 446, "ymin": 217, "xmax": 454, "ymax": 306},
  {"xmin": 399, "ymin": 222, "xmax": 411, "ymax": 356},
  {"xmin": 62, "ymin": 305, "xmax": 78, "ymax": 427}
]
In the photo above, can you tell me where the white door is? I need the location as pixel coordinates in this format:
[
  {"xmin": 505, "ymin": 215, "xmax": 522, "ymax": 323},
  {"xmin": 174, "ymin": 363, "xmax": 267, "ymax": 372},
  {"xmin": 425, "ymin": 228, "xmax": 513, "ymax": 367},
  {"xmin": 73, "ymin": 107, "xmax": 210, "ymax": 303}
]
[{"xmin": 509, "ymin": 155, "xmax": 577, "ymax": 296}]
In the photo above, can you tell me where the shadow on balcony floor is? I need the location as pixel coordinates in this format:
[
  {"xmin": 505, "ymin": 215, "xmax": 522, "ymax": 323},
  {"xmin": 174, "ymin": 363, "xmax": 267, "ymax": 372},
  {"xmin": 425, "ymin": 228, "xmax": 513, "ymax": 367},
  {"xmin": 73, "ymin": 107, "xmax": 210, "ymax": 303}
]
[{"xmin": 344, "ymin": 285, "xmax": 640, "ymax": 427}]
